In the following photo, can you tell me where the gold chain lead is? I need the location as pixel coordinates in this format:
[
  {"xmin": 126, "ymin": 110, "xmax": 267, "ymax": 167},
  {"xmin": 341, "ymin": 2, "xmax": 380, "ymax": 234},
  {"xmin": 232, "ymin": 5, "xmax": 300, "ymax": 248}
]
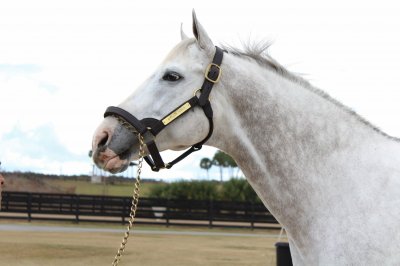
[{"xmin": 111, "ymin": 116, "xmax": 145, "ymax": 266}]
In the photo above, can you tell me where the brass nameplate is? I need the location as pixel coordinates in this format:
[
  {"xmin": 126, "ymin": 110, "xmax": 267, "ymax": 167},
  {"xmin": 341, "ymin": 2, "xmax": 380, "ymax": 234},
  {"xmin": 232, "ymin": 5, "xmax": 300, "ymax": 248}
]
[{"xmin": 162, "ymin": 102, "xmax": 191, "ymax": 125}]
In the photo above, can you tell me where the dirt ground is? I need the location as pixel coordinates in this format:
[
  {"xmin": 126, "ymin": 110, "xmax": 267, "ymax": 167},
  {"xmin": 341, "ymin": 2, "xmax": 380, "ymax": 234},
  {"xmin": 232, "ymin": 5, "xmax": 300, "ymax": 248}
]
[{"xmin": 0, "ymin": 223, "xmax": 283, "ymax": 266}]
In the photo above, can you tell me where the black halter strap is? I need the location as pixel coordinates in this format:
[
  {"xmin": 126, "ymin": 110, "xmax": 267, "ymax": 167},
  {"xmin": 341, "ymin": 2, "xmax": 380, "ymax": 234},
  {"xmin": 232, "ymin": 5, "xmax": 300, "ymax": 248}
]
[{"xmin": 104, "ymin": 46, "xmax": 224, "ymax": 171}]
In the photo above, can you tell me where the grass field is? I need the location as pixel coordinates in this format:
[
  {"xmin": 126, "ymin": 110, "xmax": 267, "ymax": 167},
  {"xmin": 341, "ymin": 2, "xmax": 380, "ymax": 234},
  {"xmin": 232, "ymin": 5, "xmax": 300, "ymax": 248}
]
[
  {"xmin": 45, "ymin": 178, "xmax": 162, "ymax": 197},
  {"xmin": 4, "ymin": 174, "xmax": 164, "ymax": 197},
  {"xmin": 0, "ymin": 221, "xmax": 282, "ymax": 266}
]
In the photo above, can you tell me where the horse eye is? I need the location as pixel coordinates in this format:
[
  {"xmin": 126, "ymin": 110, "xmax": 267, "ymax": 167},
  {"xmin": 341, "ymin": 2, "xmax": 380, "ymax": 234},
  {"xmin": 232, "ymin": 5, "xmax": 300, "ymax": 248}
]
[{"xmin": 162, "ymin": 71, "xmax": 182, "ymax": 82}]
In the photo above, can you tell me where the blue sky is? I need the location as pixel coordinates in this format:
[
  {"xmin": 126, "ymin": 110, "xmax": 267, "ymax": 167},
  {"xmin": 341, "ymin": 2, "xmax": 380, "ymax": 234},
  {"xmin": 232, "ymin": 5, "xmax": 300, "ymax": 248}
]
[{"xmin": 1, "ymin": 1, "xmax": 400, "ymax": 181}]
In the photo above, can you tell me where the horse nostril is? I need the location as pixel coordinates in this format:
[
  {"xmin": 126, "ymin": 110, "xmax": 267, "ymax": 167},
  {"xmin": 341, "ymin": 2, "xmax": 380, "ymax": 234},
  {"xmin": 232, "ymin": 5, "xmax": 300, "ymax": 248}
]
[{"xmin": 98, "ymin": 132, "xmax": 109, "ymax": 148}]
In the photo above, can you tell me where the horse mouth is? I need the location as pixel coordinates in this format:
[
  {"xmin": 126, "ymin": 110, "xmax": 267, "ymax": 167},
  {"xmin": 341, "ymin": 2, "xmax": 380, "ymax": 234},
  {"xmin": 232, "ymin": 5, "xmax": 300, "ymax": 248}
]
[
  {"xmin": 93, "ymin": 145, "xmax": 138, "ymax": 174},
  {"xmin": 93, "ymin": 133, "xmax": 138, "ymax": 174},
  {"xmin": 92, "ymin": 119, "xmax": 142, "ymax": 173},
  {"xmin": 103, "ymin": 155, "xmax": 130, "ymax": 174}
]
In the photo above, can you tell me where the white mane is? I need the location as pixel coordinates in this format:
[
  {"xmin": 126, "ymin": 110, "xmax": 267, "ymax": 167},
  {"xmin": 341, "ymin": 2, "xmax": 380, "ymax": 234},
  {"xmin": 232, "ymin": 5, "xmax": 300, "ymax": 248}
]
[{"xmin": 224, "ymin": 41, "xmax": 400, "ymax": 141}]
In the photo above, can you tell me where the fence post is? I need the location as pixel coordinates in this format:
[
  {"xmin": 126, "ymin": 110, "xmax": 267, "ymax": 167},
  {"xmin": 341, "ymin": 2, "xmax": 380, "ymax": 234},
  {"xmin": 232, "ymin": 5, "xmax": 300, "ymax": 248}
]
[
  {"xmin": 101, "ymin": 195, "xmax": 105, "ymax": 214},
  {"xmin": 70, "ymin": 195, "xmax": 73, "ymax": 213},
  {"xmin": 165, "ymin": 200, "xmax": 170, "ymax": 227},
  {"xmin": 4, "ymin": 192, "xmax": 9, "ymax": 210},
  {"xmin": 208, "ymin": 199, "xmax": 213, "ymax": 228},
  {"xmin": 59, "ymin": 194, "xmax": 63, "ymax": 212},
  {"xmin": 1, "ymin": 192, "xmax": 10, "ymax": 212},
  {"xmin": 27, "ymin": 193, "xmax": 32, "ymax": 222},
  {"xmin": 250, "ymin": 202, "xmax": 255, "ymax": 230},
  {"xmin": 122, "ymin": 197, "xmax": 127, "ymax": 225},
  {"xmin": 75, "ymin": 195, "xmax": 80, "ymax": 223},
  {"xmin": 38, "ymin": 194, "xmax": 42, "ymax": 212}
]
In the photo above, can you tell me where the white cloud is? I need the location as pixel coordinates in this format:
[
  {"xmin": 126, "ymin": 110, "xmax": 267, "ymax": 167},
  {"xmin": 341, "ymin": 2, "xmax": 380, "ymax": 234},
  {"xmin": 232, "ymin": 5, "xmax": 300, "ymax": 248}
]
[{"xmin": 0, "ymin": 124, "xmax": 91, "ymax": 175}]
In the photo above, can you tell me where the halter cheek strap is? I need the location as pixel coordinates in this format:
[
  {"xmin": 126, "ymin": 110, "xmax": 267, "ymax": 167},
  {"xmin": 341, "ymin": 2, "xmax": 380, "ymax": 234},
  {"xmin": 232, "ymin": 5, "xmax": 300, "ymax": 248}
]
[{"xmin": 104, "ymin": 46, "xmax": 224, "ymax": 172}]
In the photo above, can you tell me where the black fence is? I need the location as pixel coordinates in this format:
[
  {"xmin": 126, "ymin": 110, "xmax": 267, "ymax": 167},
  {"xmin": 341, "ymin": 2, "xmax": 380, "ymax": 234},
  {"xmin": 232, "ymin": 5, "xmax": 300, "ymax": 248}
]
[{"xmin": 0, "ymin": 191, "xmax": 279, "ymax": 229}]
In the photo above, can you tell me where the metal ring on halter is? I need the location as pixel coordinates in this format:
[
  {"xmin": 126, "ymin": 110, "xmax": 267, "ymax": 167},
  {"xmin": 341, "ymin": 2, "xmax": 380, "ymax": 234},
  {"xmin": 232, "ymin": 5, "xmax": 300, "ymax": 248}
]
[
  {"xmin": 193, "ymin": 88, "xmax": 211, "ymax": 100},
  {"xmin": 193, "ymin": 88, "xmax": 201, "ymax": 96}
]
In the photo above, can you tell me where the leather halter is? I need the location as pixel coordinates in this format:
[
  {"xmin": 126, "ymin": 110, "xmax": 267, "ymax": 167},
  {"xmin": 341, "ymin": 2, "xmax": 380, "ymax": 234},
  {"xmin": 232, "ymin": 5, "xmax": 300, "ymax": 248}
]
[{"xmin": 104, "ymin": 46, "xmax": 224, "ymax": 172}]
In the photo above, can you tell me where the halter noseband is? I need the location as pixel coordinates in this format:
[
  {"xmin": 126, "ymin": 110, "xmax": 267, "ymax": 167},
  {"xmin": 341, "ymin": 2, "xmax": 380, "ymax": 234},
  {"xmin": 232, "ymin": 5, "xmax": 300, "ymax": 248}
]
[{"xmin": 104, "ymin": 46, "xmax": 224, "ymax": 172}]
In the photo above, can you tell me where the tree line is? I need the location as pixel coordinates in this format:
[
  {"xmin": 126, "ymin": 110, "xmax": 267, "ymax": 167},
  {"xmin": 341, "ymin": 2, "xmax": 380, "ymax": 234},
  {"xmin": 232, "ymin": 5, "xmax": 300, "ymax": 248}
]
[
  {"xmin": 149, "ymin": 150, "xmax": 261, "ymax": 203},
  {"xmin": 148, "ymin": 179, "xmax": 261, "ymax": 203},
  {"xmin": 200, "ymin": 150, "xmax": 240, "ymax": 182}
]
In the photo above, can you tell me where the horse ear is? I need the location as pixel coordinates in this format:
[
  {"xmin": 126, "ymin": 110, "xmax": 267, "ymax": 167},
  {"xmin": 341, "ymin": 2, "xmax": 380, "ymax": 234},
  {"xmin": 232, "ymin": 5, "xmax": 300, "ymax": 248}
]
[
  {"xmin": 180, "ymin": 23, "xmax": 189, "ymax": 41},
  {"xmin": 192, "ymin": 10, "xmax": 214, "ymax": 55}
]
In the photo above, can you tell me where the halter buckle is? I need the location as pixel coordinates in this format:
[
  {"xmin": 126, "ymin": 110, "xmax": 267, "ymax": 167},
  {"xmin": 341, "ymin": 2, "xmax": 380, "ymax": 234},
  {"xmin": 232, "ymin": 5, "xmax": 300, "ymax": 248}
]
[
  {"xmin": 205, "ymin": 63, "xmax": 222, "ymax": 83},
  {"xmin": 151, "ymin": 163, "xmax": 171, "ymax": 171}
]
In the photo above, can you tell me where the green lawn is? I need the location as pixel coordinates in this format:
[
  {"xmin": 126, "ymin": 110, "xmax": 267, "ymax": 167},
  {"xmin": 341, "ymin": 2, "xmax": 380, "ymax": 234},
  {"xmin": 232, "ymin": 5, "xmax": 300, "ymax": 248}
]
[
  {"xmin": 0, "ymin": 221, "xmax": 280, "ymax": 266},
  {"xmin": 44, "ymin": 178, "xmax": 164, "ymax": 197}
]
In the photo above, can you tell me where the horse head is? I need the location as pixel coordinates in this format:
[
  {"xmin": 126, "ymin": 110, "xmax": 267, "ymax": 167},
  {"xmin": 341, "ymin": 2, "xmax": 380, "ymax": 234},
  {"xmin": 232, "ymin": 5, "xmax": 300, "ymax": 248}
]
[{"xmin": 92, "ymin": 11, "xmax": 223, "ymax": 173}]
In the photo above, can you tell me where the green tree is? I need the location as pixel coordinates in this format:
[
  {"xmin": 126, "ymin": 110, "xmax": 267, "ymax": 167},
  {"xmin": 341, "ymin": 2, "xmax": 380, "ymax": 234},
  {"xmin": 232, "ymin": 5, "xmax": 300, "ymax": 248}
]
[
  {"xmin": 221, "ymin": 178, "xmax": 260, "ymax": 203},
  {"xmin": 199, "ymin": 151, "xmax": 240, "ymax": 182},
  {"xmin": 200, "ymin": 158, "xmax": 212, "ymax": 179},
  {"xmin": 148, "ymin": 180, "xmax": 220, "ymax": 200},
  {"xmin": 212, "ymin": 150, "xmax": 226, "ymax": 182},
  {"xmin": 212, "ymin": 150, "xmax": 238, "ymax": 181}
]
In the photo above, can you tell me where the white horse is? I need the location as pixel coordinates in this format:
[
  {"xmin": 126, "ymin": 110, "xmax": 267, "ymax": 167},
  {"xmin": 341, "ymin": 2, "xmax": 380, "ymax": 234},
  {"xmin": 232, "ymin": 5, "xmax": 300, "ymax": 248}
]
[{"xmin": 92, "ymin": 11, "xmax": 400, "ymax": 265}]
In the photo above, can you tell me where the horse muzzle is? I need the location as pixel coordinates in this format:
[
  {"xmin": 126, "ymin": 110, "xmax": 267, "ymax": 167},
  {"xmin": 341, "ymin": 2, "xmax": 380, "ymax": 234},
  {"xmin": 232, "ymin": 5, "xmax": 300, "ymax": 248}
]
[{"xmin": 92, "ymin": 119, "xmax": 140, "ymax": 173}]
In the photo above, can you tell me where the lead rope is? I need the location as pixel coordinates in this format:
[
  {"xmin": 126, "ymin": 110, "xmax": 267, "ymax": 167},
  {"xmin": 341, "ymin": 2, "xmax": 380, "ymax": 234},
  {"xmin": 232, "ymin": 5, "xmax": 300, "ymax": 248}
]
[{"xmin": 111, "ymin": 116, "xmax": 145, "ymax": 266}]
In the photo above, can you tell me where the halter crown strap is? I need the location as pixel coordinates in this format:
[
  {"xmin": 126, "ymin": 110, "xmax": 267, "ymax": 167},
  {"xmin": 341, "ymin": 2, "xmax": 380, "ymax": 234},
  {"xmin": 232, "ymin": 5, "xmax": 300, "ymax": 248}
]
[
  {"xmin": 199, "ymin": 46, "xmax": 224, "ymax": 106},
  {"xmin": 104, "ymin": 46, "xmax": 224, "ymax": 171}
]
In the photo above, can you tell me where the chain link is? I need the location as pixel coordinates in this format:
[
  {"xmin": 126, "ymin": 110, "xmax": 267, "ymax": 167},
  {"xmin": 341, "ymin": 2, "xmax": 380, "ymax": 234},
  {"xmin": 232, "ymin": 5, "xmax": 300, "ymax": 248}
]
[{"xmin": 111, "ymin": 115, "xmax": 145, "ymax": 266}]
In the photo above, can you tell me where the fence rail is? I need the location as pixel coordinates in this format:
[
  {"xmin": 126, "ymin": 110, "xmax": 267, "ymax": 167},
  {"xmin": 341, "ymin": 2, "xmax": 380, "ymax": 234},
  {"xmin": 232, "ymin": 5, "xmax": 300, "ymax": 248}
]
[{"xmin": 0, "ymin": 191, "xmax": 279, "ymax": 229}]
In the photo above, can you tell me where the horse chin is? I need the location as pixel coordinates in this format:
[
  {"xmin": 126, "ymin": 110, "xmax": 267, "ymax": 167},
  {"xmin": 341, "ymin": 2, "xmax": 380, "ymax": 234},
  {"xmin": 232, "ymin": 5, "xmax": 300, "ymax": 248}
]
[
  {"xmin": 93, "ymin": 146, "xmax": 133, "ymax": 174},
  {"xmin": 104, "ymin": 156, "xmax": 130, "ymax": 174}
]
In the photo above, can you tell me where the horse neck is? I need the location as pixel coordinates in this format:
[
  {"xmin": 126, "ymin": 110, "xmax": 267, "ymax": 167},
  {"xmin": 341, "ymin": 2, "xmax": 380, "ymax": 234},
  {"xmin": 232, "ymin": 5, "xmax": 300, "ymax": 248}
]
[{"xmin": 209, "ymin": 54, "xmax": 389, "ymax": 228}]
